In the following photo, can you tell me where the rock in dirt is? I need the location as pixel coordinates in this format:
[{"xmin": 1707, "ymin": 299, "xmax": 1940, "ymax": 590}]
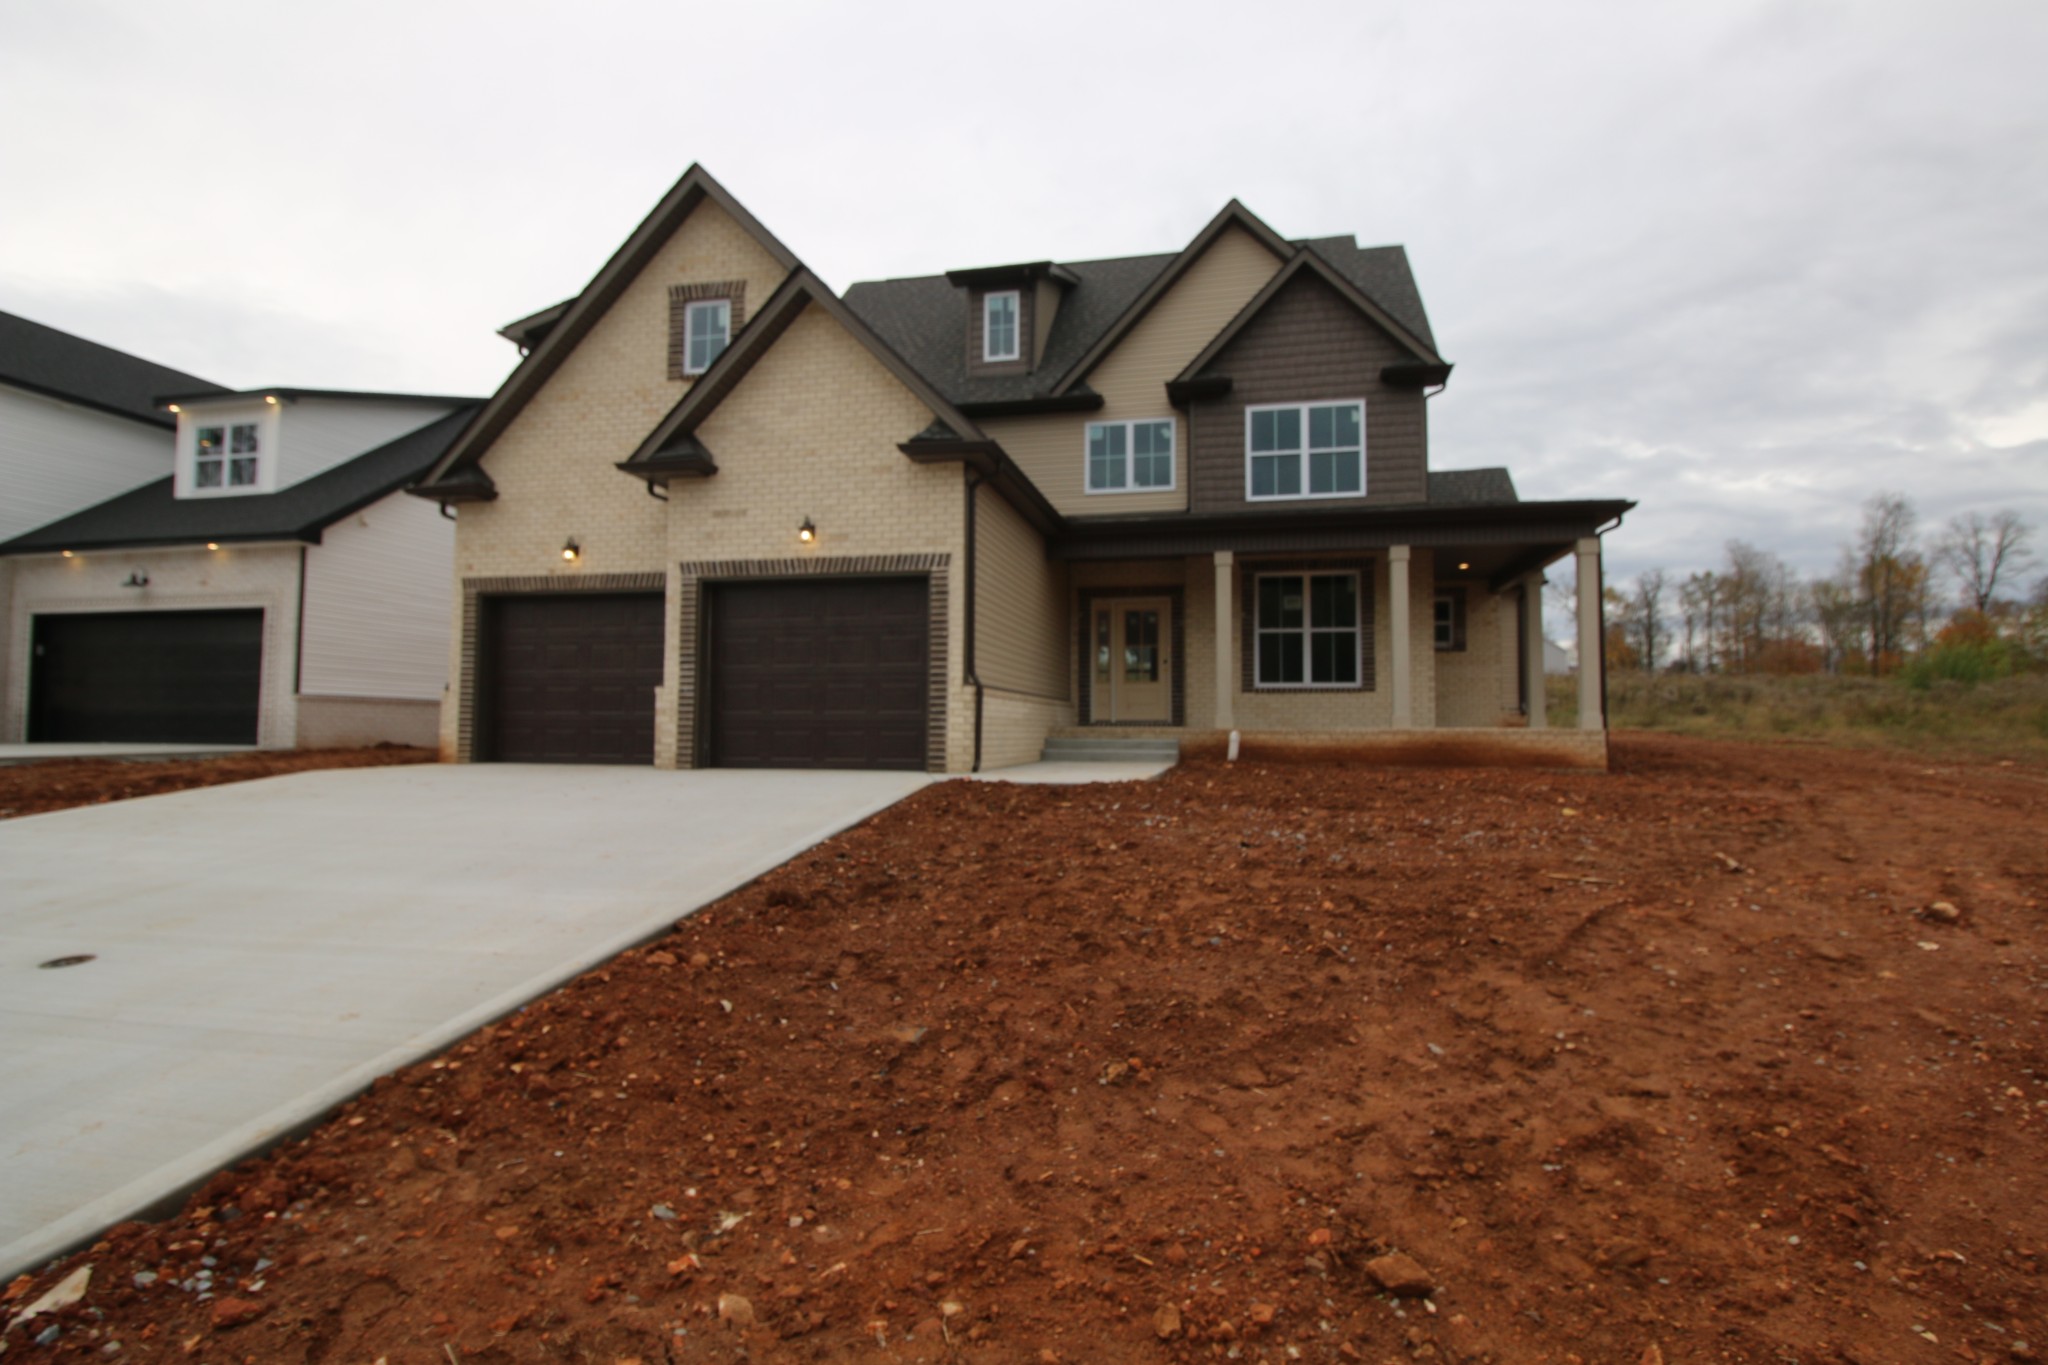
[
  {"xmin": 1922, "ymin": 901, "xmax": 1963, "ymax": 924},
  {"xmin": 8, "ymin": 1264, "xmax": 90, "ymax": 1327},
  {"xmin": 209, "ymin": 1297, "xmax": 268, "ymax": 1330},
  {"xmin": 1640, "ymin": 1347, "xmax": 1665, "ymax": 1365},
  {"xmin": 1365, "ymin": 1252, "xmax": 1437, "ymax": 1297},
  {"xmin": 717, "ymin": 1292, "xmax": 756, "ymax": 1328},
  {"xmin": 1153, "ymin": 1302, "xmax": 1182, "ymax": 1339}
]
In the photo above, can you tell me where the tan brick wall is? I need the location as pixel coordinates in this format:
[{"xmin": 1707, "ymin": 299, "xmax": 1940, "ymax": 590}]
[
  {"xmin": 1184, "ymin": 726, "xmax": 1608, "ymax": 769},
  {"xmin": 5, "ymin": 544, "xmax": 302, "ymax": 747},
  {"xmin": 296, "ymin": 696, "xmax": 440, "ymax": 748},
  {"xmin": 980, "ymin": 225, "xmax": 1283, "ymax": 518},
  {"xmin": 440, "ymin": 199, "xmax": 796, "ymax": 760},
  {"xmin": 669, "ymin": 304, "xmax": 970, "ymax": 770},
  {"xmin": 979, "ymin": 688, "xmax": 1074, "ymax": 770},
  {"xmin": 1435, "ymin": 584, "xmax": 1522, "ymax": 727}
]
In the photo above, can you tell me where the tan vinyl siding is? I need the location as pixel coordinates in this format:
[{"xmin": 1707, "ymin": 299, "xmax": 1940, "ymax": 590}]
[
  {"xmin": 299, "ymin": 489, "xmax": 453, "ymax": 701},
  {"xmin": 981, "ymin": 225, "xmax": 1283, "ymax": 518},
  {"xmin": 973, "ymin": 481, "xmax": 1066, "ymax": 700}
]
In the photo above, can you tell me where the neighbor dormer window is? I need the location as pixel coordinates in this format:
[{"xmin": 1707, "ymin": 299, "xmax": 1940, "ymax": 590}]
[
  {"xmin": 684, "ymin": 298, "xmax": 731, "ymax": 375},
  {"xmin": 983, "ymin": 290, "xmax": 1020, "ymax": 362},
  {"xmin": 195, "ymin": 423, "xmax": 261, "ymax": 489}
]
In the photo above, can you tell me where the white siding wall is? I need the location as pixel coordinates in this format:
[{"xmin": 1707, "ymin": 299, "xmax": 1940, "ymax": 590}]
[
  {"xmin": 4, "ymin": 544, "xmax": 304, "ymax": 747},
  {"xmin": 299, "ymin": 489, "xmax": 454, "ymax": 700},
  {"xmin": 0, "ymin": 384, "xmax": 175, "ymax": 540}
]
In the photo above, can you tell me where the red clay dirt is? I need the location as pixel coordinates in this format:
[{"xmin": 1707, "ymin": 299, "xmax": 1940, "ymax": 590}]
[
  {"xmin": 0, "ymin": 747, "xmax": 436, "ymax": 820},
  {"xmin": 5, "ymin": 734, "xmax": 2045, "ymax": 1363}
]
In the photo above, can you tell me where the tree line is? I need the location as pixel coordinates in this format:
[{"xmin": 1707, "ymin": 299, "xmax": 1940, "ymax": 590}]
[{"xmin": 1602, "ymin": 494, "xmax": 2042, "ymax": 678}]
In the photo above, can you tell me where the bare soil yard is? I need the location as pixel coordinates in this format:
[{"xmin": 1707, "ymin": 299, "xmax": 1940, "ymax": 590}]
[
  {"xmin": 0, "ymin": 747, "xmax": 436, "ymax": 820},
  {"xmin": 7, "ymin": 735, "xmax": 2046, "ymax": 1363}
]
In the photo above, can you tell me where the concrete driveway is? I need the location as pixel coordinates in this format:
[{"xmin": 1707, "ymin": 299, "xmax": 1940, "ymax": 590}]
[{"xmin": 0, "ymin": 764, "xmax": 932, "ymax": 1280}]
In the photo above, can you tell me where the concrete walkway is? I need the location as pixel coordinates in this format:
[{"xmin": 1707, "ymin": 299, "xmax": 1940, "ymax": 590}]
[{"xmin": 0, "ymin": 764, "xmax": 929, "ymax": 1280}]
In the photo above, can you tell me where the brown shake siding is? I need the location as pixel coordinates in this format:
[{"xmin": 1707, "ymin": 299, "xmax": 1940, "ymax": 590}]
[
  {"xmin": 973, "ymin": 482, "xmax": 1067, "ymax": 700},
  {"xmin": 1185, "ymin": 271, "xmax": 1427, "ymax": 515}
]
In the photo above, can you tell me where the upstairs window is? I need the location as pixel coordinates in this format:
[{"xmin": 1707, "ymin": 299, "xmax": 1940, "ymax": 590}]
[
  {"xmin": 195, "ymin": 423, "xmax": 261, "ymax": 489},
  {"xmin": 683, "ymin": 298, "xmax": 731, "ymax": 375},
  {"xmin": 1246, "ymin": 400, "xmax": 1365, "ymax": 500},
  {"xmin": 983, "ymin": 290, "xmax": 1020, "ymax": 362},
  {"xmin": 1086, "ymin": 419, "xmax": 1175, "ymax": 493}
]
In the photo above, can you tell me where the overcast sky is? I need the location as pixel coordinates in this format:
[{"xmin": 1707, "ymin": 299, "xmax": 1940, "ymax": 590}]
[{"xmin": 5, "ymin": 0, "xmax": 2044, "ymax": 600}]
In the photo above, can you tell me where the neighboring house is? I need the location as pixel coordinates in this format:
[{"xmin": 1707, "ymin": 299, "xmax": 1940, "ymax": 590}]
[
  {"xmin": 411, "ymin": 165, "xmax": 1632, "ymax": 771},
  {"xmin": 0, "ymin": 338, "xmax": 479, "ymax": 747},
  {"xmin": 1546, "ymin": 638, "xmax": 1573, "ymax": 674}
]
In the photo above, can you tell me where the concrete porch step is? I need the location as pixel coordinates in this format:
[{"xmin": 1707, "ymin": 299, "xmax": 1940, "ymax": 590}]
[{"xmin": 1040, "ymin": 735, "xmax": 1182, "ymax": 763}]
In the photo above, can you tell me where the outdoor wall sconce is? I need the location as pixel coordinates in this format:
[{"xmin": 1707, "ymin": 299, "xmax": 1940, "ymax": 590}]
[
  {"xmin": 122, "ymin": 572, "xmax": 150, "ymax": 588},
  {"xmin": 561, "ymin": 538, "xmax": 580, "ymax": 562},
  {"xmin": 798, "ymin": 517, "xmax": 816, "ymax": 544}
]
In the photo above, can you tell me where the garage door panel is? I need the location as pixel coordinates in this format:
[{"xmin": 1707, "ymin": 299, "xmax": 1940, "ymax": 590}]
[
  {"xmin": 707, "ymin": 578, "xmax": 930, "ymax": 771},
  {"xmin": 484, "ymin": 594, "xmax": 663, "ymax": 764},
  {"xmin": 29, "ymin": 610, "xmax": 263, "ymax": 744}
]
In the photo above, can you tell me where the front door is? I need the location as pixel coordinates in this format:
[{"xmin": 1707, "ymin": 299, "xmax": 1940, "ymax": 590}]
[{"xmin": 1090, "ymin": 596, "xmax": 1172, "ymax": 723}]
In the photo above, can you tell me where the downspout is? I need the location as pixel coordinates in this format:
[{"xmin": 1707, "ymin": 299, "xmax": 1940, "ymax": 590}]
[
  {"xmin": 293, "ymin": 544, "xmax": 308, "ymax": 696},
  {"xmin": 1592, "ymin": 512, "xmax": 1624, "ymax": 729},
  {"xmin": 963, "ymin": 469, "xmax": 986, "ymax": 772}
]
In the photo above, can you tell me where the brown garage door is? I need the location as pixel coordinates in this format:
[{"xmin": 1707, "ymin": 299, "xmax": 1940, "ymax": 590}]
[
  {"xmin": 706, "ymin": 578, "xmax": 929, "ymax": 770},
  {"xmin": 482, "ymin": 593, "xmax": 663, "ymax": 763}
]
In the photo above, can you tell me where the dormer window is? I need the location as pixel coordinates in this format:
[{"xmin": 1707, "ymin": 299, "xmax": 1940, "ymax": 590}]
[
  {"xmin": 684, "ymin": 298, "xmax": 731, "ymax": 375},
  {"xmin": 195, "ymin": 423, "xmax": 261, "ymax": 489},
  {"xmin": 982, "ymin": 290, "xmax": 1020, "ymax": 362}
]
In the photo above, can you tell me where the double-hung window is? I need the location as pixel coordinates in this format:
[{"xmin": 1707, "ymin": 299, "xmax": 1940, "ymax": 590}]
[
  {"xmin": 1255, "ymin": 571, "xmax": 1361, "ymax": 687},
  {"xmin": 1086, "ymin": 419, "xmax": 1175, "ymax": 493},
  {"xmin": 194, "ymin": 423, "xmax": 261, "ymax": 490},
  {"xmin": 1246, "ymin": 400, "xmax": 1365, "ymax": 500},
  {"xmin": 683, "ymin": 299, "xmax": 732, "ymax": 375},
  {"xmin": 982, "ymin": 290, "xmax": 1020, "ymax": 362}
]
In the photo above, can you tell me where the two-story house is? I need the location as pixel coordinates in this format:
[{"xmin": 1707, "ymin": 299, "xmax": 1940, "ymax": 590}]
[
  {"xmin": 1, "ymin": 333, "xmax": 479, "ymax": 748},
  {"xmin": 411, "ymin": 165, "xmax": 1631, "ymax": 771}
]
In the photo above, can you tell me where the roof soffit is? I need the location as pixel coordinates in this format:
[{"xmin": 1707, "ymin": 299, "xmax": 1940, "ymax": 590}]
[{"xmin": 417, "ymin": 164, "xmax": 802, "ymax": 491}]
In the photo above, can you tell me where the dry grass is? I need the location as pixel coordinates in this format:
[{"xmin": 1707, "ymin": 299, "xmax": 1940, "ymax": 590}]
[{"xmin": 1549, "ymin": 670, "xmax": 2048, "ymax": 760}]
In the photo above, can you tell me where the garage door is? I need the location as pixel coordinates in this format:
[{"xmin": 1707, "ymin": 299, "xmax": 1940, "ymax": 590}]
[
  {"xmin": 28, "ymin": 609, "xmax": 263, "ymax": 744},
  {"xmin": 706, "ymin": 578, "xmax": 929, "ymax": 770},
  {"xmin": 482, "ymin": 593, "xmax": 664, "ymax": 764}
]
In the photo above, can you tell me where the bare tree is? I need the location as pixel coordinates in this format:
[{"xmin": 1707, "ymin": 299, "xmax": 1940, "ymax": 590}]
[
  {"xmin": 1854, "ymin": 492, "xmax": 1925, "ymax": 674},
  {"xmin": 1810, "ymin": 573, "xmax": 1866, "ymax": 673},
  {"xmin": 1629, "ymin": 569, "xmax": 1667, "ymax": 671},
  {"xmin": 1679, "ymin": 570, "xmax": 1720, "ymax": 672},
  {"xmin": 1934, "ymin": 510, "xmax": 2034, "ymax": 614}
]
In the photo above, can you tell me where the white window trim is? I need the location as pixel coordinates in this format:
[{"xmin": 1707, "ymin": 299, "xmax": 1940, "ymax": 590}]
[
  {"xmin": 682, "ymin": 298, "xmax": 732, "ymax": 376},
  {"xmin": 1243, "ymin": 399, "xmax": 1368, "ymax": 502},
  {"xmin": 180, "ymin": 405, "xmax": 280, "ymax": 498},
  {"xmin": 1083, "ymin": 418, "xmax": 1178, "ymax": 495},
  {"xmin": 1253, "ymin": 569, "xmax": 1365, "ymax": 689},
  {"xmin": 982, "ymin": 290, "xmax": 1021, "ymax": 362}
]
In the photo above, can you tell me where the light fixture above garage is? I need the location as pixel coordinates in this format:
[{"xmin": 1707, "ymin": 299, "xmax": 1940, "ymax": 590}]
[
  {"xmin": 207, "ymin": 542, "xmax": 220, "ymax": 551},
  {"xmin": 798, "ymin": 517, "xmax": 816, "ymax": 544},
  {"xmin": 122, "ymin": 572, "xmax": 150, "ymax": 588},
  {"xmin": 561, "ymin": 538, "xmax": 580, "ymax": 562}
]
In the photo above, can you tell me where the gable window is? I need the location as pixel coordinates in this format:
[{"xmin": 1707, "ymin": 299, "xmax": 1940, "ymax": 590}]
[
  {"xmin": 1086, "ymin": 419, "xmax": 1175, "ymax": 493},
  {"xmin": 1246, "ymin": 400, "xmax": 1365, "ymax": 500},
  {"xmin": 983, "ymin": 290, "xmax": 1020, "ymax": 362},
  {"xmin": 195, "ymin": 423, "xmax": 261, "ymax": 489},
  {"xmin": 1255, "ymin": 571, "xmax": 1361, "ymax": 687},
  {"xmin": 683, "ymin": 299, "xmax": 731, "ymax": 375},
  {"xmin": 1434, "ymin": 588, "xmax": 1467, "ymax": 651}
]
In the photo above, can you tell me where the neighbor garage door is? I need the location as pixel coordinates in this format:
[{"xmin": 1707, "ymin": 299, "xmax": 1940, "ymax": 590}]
[
  {"xmin": 706, "ymin": 578, "xmax": 929, "ymax": 770},
  {"xmin": 482, "ymin": 593, "xmax": 663, "ymax": 763},
  {"xmin": 28, "ymin": 609, "xmax": 264, "ymax": 744}
]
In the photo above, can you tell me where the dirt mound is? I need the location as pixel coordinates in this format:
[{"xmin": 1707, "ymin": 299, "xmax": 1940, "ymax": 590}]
[{"xmin": 0, "ymin": 746, "xmax": 435, "ymax": 820}]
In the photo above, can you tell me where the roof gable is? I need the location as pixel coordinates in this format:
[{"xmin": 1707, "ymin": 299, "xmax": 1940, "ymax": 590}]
[
  {"xmin": 622, "ymin": 269, "xmax": 988, "ymax": 470},
  {"xmin": 1046, "ymin": 200, "xmax": 1294, "ymax": 396},
  {"xmin": 417, "ymin": 165, "xmax": 801, "ymax": 491},
  {"xmin": 1174, "ymin": 247, "xmax": 1447, "ymax": 387}
]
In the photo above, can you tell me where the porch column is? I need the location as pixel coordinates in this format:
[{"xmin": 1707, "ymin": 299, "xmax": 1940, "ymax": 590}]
[
  {"xmin": 1522, "ymin": 575, "xmax": 1548, "ymax": 729},
  {"xmin": 1575, "ymin": 536, "xmax": 1604, "ymax": 731},
  {"xmin": 1388, "ymin": 545, "xmax": 1412, "ymax": 728},
  {"xmin": 1213, "ymin": 551, "xmax": 1235, "ymax": 731}
]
